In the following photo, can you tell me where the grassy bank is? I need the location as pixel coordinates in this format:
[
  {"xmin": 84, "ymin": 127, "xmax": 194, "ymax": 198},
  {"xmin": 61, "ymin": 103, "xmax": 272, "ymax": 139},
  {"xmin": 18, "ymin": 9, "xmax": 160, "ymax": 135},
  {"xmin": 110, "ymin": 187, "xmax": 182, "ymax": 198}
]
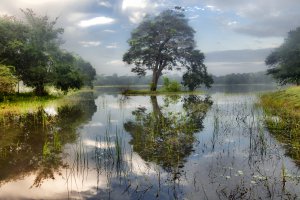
[
  {"xmin": 0, "ymin": 93, "xmax": 61, "ymax": 115},
  {"xmin": 260, "ymin": 86, "xmax": 300, "ymax": 164}
]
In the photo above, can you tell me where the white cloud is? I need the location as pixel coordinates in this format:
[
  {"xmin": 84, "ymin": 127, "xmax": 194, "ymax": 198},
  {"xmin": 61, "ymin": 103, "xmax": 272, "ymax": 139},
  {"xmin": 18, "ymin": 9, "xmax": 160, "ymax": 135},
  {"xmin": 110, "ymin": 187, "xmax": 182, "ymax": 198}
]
[
  {"xmin": 106, "ymin": 43, "xmax": 118, "ymax": 48},
  {"xmin": 103, "ymin": 29, "xmax": 116, "ymax": 33},
  {"xmin": 205, "ymin": 5, "xmax": 221, "ymax": 12},
  {"xmin": 128, "ymin": 11, "xmax": 147, "ymax": 24},
  {"xmin": 106, "ymin": 60, "xmax": 124, "ymax": 65},
  {"xmin": 98, "ymin": 0, "xmax": 112, "ymax": 7},
  {"xmin": 78, "ymin": 16, "xmax": 115, "ymax": 27},
  {"xmin": 227, "ymin": 21, "xmax": 237, "ymax": 26},
  {"xmin": 189, "ymin": 15, "xmax": 199, "ymax": 20},
  {"xmin": 79, "ymin": 41, "xmax": 101, "ymax": 47},
  {"xmin": 122, "ymin": 0, "xmax": 148, "ymax": 10},
  {"xmin": 121, "ymin": 0, "xmax": 165, "ymax": 23},
  {"xmin": 66, "ymin": 12, "xmax": 88, "ymax": 22}
]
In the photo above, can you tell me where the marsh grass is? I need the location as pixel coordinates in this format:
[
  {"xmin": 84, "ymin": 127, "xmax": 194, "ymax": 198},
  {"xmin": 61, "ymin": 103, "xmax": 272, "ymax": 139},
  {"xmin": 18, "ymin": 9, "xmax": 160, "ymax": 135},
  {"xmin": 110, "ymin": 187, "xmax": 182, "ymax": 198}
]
[
  {"xmin": 0, "ymin": 88, "xmax": 93, "ymax": 116},
  {"xmin": 0, "ymin": 92, "xmax": 60, "ymax": 115},
  {"xmin": 260, "ymin": 86, "xmax": 300, "ymax": 164}
]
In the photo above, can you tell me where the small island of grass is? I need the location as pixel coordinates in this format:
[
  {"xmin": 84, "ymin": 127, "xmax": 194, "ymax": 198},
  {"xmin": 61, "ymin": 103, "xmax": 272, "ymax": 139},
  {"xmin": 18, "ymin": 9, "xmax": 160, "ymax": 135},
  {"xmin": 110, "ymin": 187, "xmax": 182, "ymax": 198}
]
[{"xmin": 121, "ymin": 77, "xmax": 204, "ymax": 95}]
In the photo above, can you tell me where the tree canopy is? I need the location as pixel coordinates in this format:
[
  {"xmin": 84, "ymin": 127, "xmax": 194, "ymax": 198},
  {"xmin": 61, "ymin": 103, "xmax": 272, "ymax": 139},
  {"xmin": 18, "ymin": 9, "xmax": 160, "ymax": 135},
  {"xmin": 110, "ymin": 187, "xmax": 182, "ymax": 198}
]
[
  {"xmin": 265, "ymin": 27, "xmax": 300, "ymax": 85},
  {"xmin": 0, "ymin": 9, "xmax": 96, "ymax": 95},
  {"xmin": 123, "ymin": 9, "xmax": 213, "ymax": 91}
]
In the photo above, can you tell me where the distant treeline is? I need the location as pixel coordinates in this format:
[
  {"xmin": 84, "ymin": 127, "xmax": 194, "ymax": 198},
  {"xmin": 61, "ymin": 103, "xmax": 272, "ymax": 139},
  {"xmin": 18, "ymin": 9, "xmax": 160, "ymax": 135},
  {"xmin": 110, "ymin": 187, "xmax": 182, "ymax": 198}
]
[
  {"xmin": 94, "ymin": 71, "xmax": 275, "ymax": 86},
  {"xmin": 213, "ymin": 71, "xmax": 274, "ymax": 85}
]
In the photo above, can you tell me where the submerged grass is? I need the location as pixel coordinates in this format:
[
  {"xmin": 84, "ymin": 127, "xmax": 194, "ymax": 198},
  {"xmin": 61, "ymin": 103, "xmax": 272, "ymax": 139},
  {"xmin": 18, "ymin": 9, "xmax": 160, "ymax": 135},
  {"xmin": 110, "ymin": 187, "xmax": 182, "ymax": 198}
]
[{"xmin": 260, "ymin": 86, "xmax": 300, "ymax": 164}]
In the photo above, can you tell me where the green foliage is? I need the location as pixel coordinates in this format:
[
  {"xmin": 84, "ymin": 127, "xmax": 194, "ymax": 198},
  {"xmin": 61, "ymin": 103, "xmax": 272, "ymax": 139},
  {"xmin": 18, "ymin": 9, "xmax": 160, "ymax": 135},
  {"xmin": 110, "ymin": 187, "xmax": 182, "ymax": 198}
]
[
  {"xmin": 0, "ymin": 10, "xmax": 96, "ymax": 96},
  {"xmin": 0, "ymin": 64, "xmax": 17, "ymax": 94},
  {"xmin": 265, "ymin": 27, "xmax": 300, "ymax": 85},
  {"xmin": 53, "ymin": 51, "xmax": 83, "ymax": 92},
  {"xmin": 162, "ymin": 77, "xmax": 181, "ymax": 92},
  {"xmin": 182, "ymin": 50, "xmax": 213, "ymax": 91},
  {"xmin": 74, "ymin": 57, "xmax": 96, "ymax": 88},
  {"xmin": 123, "ymin": 9, "xmax": 209, "ymax": 91}
]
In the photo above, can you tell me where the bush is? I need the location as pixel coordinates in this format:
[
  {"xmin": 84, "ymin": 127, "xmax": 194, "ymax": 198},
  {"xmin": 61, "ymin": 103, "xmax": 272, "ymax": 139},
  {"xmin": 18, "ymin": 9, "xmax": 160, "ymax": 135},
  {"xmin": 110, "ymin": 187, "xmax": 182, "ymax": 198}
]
[
  {"xmin": 162, "ymin": 77, "xmax": 181, "ymax": 92},
  {"xmin": 0, "ymin": 64, "xmax": 17, "ymax": 94}
]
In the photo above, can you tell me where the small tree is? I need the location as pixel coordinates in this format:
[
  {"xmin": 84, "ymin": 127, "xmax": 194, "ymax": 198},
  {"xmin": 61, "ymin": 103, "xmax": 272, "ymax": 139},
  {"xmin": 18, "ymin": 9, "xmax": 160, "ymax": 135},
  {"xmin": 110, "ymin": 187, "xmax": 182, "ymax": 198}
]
[
  {"xmin": 265, "ymin": 27, "xmax": 300, "ymax": 85},
  {"xmin": 0, "ymin": 64, "xmax": 17, "ymax": 94},
  {"xmin": 123, "ymin": 9, "xmax": 211, "ymax": 91}
]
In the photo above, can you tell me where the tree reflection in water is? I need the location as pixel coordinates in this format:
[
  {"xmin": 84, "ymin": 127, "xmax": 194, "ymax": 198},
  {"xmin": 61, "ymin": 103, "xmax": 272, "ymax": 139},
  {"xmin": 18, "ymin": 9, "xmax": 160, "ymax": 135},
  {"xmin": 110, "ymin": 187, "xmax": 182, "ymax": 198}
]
[
  {"xmin": 0, "ymin": 92, "xmax": 97, "ymax": 187},
  {"xmin": 124, "ymin": 95, "xmax": 212, "ymax": 181}
]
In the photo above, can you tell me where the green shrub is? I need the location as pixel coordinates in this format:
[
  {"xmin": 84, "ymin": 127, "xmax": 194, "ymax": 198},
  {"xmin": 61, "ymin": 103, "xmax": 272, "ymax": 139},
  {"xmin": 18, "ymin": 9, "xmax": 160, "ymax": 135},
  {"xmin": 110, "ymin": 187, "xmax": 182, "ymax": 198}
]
[
  {"xmin": 0, "ymin": 64, "xmax": 17, "ymax": 94},
  {"xmin": 162, "ymin": 77, "xmax": 181, "ymax": 92}
]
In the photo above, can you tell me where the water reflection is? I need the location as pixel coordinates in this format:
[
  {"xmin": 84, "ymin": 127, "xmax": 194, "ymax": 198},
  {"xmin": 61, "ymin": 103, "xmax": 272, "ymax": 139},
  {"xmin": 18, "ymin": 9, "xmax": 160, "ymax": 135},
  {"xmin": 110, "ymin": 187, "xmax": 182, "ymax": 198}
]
[
  {"xmin": 124, "ymin": 95, "xmax": 212, "ymax": 180},
  {"xmin": 2, "ymin": 88, "xmax": 300, "ymax": 199},
  {"xmin": 0, "ymin": 92, "xmax": 97, "ymax": 187}
]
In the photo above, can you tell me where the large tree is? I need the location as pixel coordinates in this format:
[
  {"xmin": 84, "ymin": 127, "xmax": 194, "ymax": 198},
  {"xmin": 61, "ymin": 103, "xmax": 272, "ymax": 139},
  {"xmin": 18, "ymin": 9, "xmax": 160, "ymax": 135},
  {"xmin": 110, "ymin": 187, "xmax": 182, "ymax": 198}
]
[
  {"xmin": 0, "ymin": 9, "xmax": 96, "ymax": 95},
  {"xmin": 123, "ymin": 9, "xmax": 212, "ymax": 91},
  {"xmin": 20, "ymin": 9, "xmax": 64, "ymax": 95},
  {"xmin": 265, "ymin": 27, "xmax": 300, "ymax": 85}
]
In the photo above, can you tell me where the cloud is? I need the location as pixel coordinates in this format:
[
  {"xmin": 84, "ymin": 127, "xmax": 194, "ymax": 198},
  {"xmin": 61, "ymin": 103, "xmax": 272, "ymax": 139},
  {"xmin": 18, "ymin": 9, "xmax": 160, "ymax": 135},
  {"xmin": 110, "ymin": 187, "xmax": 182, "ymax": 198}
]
[
  {"xmin": 189, "ymin": 15, "xmax": 199, "ymax": 20},
  {"xmin": 97, "ymin": 0, "xmax": 112, "ymax": 7},
  {"xmin": 78, "ymin": 16, "xmax": 115, "ymax": 27},
  {"xmin": 205, "ymin": 5, "xmax": 221, "ymax": 12},
  {"xmin": 106, "ymin": 60, "xmax": 124, "ymax": 65},
  {"xmin": 200, "ymin": 0, "xmax": 300, "ymax": 37},
  {"xmin": 121, "ymin": 0, "xmax": 148, "ymax": 10},
  {"xmin": 120, "ymin": 0, "xmax": 166, "ymax": 23},
  {"xmin": 234, "ymin": 14, "xmax": 300, "ymax": 37},
  {"xmin": 106, "ymin": 43, "xmax": 118, "ymax": 48},
  {"xmin": 227, "ymin": 21, "xmax": 237, "ymax": 26},
  {"xmin": 79, "ymin": 41, "xmax": 101, "ymax": 47},
  {"xmin": 103, "ymin": 29, "xmax": 116, "ymax": 33}
]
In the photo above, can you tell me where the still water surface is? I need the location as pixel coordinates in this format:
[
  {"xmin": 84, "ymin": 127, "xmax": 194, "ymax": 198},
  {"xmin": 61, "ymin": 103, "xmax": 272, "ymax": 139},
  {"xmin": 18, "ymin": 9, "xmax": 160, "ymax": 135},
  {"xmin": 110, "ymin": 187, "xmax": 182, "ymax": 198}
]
[{"xmin": 0, "ymin": 85, "xmax": 300, "ymax": 199}]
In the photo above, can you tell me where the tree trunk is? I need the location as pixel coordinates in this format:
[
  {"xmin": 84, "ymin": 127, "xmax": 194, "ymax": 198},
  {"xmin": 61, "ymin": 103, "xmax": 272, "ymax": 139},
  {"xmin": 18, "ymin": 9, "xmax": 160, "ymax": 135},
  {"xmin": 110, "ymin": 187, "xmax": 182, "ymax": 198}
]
[
  {"xmin": 35, "ymin": 84, "xmax": 46, "ymax": 96},
  {"xmin": 150, "ymin": 70, "xmax": 159, "ymax": 91},
  {"xmin": 17, "ymin": 79, "xmax": 20, "ymax": 94}
]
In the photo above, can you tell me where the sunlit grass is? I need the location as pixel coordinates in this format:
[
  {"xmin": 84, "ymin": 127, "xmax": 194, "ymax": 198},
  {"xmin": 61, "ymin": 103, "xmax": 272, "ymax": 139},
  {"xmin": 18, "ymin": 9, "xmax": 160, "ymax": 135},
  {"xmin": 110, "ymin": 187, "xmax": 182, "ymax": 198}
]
[
  {"xmin": 0, "ymin": 88, "xmax": 93, "ymax": 116},
  {"xmin": 261, "ymin": 86, "xmax": 300, "ymax": 118},
  {"xmin": 260, "ymin": 86, "xmax": 300, "ymax": 164},
  {"xmin": 0, "ymin": 93, "xmax": 60, "ymax": 115}
]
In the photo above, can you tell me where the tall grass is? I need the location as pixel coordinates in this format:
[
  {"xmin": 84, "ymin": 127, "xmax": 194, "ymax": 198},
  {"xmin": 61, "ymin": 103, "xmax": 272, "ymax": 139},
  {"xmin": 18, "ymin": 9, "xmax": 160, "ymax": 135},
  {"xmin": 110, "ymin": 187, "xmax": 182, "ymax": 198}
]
[{"xmin": 260, "ymin": 86, "xmax": 300, "ymax": 164}]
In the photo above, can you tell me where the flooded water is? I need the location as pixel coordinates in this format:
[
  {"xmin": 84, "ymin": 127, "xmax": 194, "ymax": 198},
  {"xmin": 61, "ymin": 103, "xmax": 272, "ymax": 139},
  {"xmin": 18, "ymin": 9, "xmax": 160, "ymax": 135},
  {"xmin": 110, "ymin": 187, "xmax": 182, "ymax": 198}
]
[{"xmin": 1, "ymin": 85, "xmax": 300, "ymax": 199}]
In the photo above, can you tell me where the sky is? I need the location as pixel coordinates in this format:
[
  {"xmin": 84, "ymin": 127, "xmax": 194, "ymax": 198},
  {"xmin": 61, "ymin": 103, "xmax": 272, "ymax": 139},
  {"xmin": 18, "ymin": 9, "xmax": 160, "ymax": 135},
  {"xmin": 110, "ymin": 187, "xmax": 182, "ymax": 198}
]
[{"xmin": 1, "ymin": 0, "xmax": 299, "ymax": 76}]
